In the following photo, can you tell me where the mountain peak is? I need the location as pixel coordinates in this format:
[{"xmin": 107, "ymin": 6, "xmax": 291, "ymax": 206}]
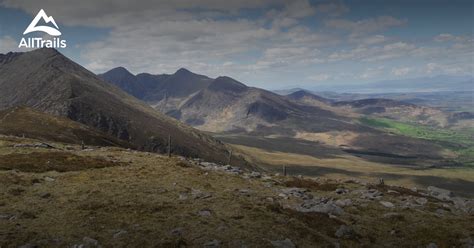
[
  {"xmin": 208, "ymin": 76, "xmax": 248, "ymax": 93},
  {"xmin": 106, "ymin": 66, "xmax": 134, "ymax": 76},
  {"xmin": 175, "ymin": 68, "xmax": 193, "ymax": 75}
]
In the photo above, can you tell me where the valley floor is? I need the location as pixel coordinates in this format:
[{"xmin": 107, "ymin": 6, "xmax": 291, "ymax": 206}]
[
  {"xmin": 216, "ymin": 134, "xmax": 474, "ymax": 198},
  {"xmin": 0, "ymin": 135, "xmax": 473, "ymax": 247}
]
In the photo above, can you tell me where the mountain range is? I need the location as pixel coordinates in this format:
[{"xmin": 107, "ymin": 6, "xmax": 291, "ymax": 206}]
[
  {"xmin": 0, "ymin": 48, "xmax": 246, "ymax": 166},
  {"xmin": 99, "ymin": 66, "xmax": 472, "ymax": 166}
]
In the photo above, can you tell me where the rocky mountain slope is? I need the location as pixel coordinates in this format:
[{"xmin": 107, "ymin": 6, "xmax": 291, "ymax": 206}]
[
  {"xmin": 0, "ymin": 48, "xmax": 245, "ymax": 166},
  {"xmin": 0, "ymin": 107, "xmax": 130, "ymax": 148},
  {"xmin": 0, "ymin": 135, "xmax": 472, "ymax": 247}
]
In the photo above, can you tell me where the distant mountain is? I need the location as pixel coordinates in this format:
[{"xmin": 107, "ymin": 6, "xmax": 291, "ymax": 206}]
[
  {"xmin": 100, "ymin": 67, "xmax": 212, "ymax": 102},
  {"xmin": 0, "ymin": 48, "xmax": 246, "ymax": 166}
]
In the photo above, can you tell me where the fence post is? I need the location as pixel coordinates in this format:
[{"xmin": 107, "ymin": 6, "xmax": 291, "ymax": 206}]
[
  {"xmin": 283, "ymin": 165, "xmax": 287, "ymax": 176},
  {"xmin": 167, "ymin": 135, "xmax": 171, "ymax": 157},
  {"xmin": 227, "ymin": 150, "xmax": 232, "ymax": 165}
]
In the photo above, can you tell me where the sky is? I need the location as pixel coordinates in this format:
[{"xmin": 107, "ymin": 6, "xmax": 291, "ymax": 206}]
[{"xmin": 0, "ymin": 0, "xmax": 473, "ymax": 90}]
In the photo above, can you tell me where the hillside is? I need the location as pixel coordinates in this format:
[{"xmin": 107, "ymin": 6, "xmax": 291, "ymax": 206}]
[
  {"xmin": 0, "ymin": 135, "xmax": 473, "ymax": 247},
  {"xmin": 0, "ymin": 48, "xmax": 245, "ymax": 166},
  {"xmin": 0, "ymin": 106, "xmax": 131, "ymax": 148}
]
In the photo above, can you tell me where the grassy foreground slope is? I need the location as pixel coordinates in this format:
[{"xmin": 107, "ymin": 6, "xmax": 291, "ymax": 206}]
[
  {"xmin": 359, "ymin": 117, "xmax": 474, "ymax": 166},
  {"xmin": 0, "ymin": 135, "xmax": 473, "ymax": 247}
]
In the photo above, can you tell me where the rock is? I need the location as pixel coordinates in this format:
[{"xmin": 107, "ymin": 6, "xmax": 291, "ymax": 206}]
[
  {"xmin": 14, "ymin": 142, "xmax": 55, "ymax": 149},
  {"xmin": 451, "ymin": 197, "xmax": 474, "ymax": 214},
  {"xmin": 335, "ymin": 188, "xmax": 348, "ymax": 194},
  {"xmin": 298, "ymin": 198, "xmax": 344, "ymax": 215},
  {"xmin": 335, "ymin": 199, "xmax": 352, "ymax": 207},
  {"xmin": 170, "ymin": 227, "xmax": 183, "ymax": 236},
  {"xmin": 191, "ymin": 189, "xmax": 212, "ymax": 199},
  {"xmin": 198, "ymin": 209, "xmax": 212, "ymax": 217},
  {"xmin": 178, "ymin": 193, "xmax": 188, "ymax": 201},
  {"xmin": 249, "ymin": 171, "xmax": 262, "ymax": 178},
  {"xmin": 360, "ymin": 189, "xmax": 382, "ymax": 200},
  {"xmin": 203, "ymin": 239, "xmax": 221, "ymax": 248},
  {"xmin": 426, "ymin": 243, "xmax": 438, "ymax": 248},
  {"xmin": 380, "ymin": 201, "xmax": 395, "ymax": 208},
  {"xmin": 387, "ymin": 190, "xmax": 400, "ymax": 195},
  {"xmin": 44, "ymin": 176, "xmax": 55, "ymax": 182},
  {"xmin": 280, "ymin": 188, "xmax": 308, "ymax": 198},
  {"xmin": 39, "ymin": 192, "xmax": 51, "ymax": 199},
  {"xmin": 427, "ymin": 186, "xmax": 453, "ymax": 201},
  {"xmin": 239, "ymin": 189, "xmax": 251, "ymax": 196},
  {"xmin": 415, "ymin": 197, "xmax": 428, "ymax": 206},
  {"xmin": 270, "ymin": 238, "xmax": 296, "ymax": 248},
  {"xmin": 82, "ymin": 237, "xmax": 99, "ymax": 247},
  {"xmin": 335, "ymin": 225, "xmax": 355, "ymax": 239},
  {"xmin": 113, "ymin": 230, "xmax": 127, "ymax": 238}
]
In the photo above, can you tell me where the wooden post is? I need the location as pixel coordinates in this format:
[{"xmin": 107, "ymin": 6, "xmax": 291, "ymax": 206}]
[
  {"xmin": 227, "ymin": 150, "xmax": 232, "ymax": 165},
  {"xmin": 283, "ymin": 165, "xmax": 287, "ymax": 176},
  {"xmin": 167, "ymin": 135, "xmax": 171, "ymax": 157},
  {"xmin": 81, "ymin": 140, "xmax": 85, "ymax": 150}
]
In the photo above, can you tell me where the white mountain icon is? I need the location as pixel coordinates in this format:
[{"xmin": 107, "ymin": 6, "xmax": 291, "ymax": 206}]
[{"xmin": 23, "ymin": 9, "xmax": 61, "ymax": 36}]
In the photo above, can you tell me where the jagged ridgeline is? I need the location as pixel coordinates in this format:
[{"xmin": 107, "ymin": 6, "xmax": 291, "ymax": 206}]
[{"xmin": 0, "ymin": 48, "xmax": 246, "ymax": 167}]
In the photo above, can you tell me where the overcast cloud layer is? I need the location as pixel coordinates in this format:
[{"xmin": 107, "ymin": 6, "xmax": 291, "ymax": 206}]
[{"xmin": 0, "ymin": 0, "xmax": 472, "ymax": 90}]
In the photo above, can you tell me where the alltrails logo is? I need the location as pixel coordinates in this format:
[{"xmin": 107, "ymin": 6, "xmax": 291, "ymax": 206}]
[{"xmin": 18, "ymin": 9, "xmax": 67, "ymax": 48}]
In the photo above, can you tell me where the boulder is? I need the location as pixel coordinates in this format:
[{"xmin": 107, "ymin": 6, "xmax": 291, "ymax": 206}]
[
  {"xmin": 427, "ymin": 186, "xmax": 453, "ymax": 201},
  {"xmin": 270, "ymin": 238, "xmax": 296, "ymax": 248}
]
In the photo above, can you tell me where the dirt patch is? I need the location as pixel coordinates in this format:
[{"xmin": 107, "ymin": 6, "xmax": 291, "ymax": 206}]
[{"xmin": 0, "ymin": 152, "xmax": 124, "ymax": 172}]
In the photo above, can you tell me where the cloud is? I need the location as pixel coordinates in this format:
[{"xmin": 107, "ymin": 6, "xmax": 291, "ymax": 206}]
[
  {"xmin": 325, "ymin": 16, "xmax": 406, "ymax": 37},
  {"xmin": 0, "ymin": 36, "xmax": 18, "ymax": 53},
  {"xmin": 391, "ymin": 67, "xmax": 412, "ymax": 76},
  {"xmin": 308, "ymin": 73, "xmax": 330, "ymax": 81},
  {"xmin": 359, "ymin": 66, "xmax": 385, "ymax": 79},
  {"xmin": 314, "ymin": 2, "xmax": 349, "ymax": 16},
  {"xmin": 328, "ymin": 42, "xmax": 416, "ymax": 62}
]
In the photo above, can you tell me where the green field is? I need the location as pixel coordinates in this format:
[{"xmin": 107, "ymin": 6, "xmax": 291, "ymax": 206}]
[{"xmin": 360, "ymin": 117, "xmax": 474, "ymax": 166}]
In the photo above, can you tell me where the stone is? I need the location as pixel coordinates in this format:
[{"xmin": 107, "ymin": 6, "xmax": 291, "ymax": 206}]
[
  {"xmin": 113, "ymin": 230, "xmax": 127, "ymax": 238},
  {"xmin": 203, "ymin": 239, "xmax": 221, "ymax": 248},
  {"xmin": 170, "ymin": 227, "xmax": 184, "ymax": 236},
  {"xmin": 360, "ymin": 189, "xmax": 382, "ymax": 200},
  {"xmin": 198, "ymin": 209, "xmax": 212, "ymax": 217},
  {"xmin": 415, "ymin": 197, "xmax": 428, "ymax": 205},
  {"xmin": 426, "ymin": 243, "xmax": 438, "ymax": 248},
  {"xmin": 39, "ymin": 192, "xmax": 51, "ymax": 199},
  {"xmin": 298, "ymin": 198, "xmax": 344, "ymax": 215},
  {"xmin": 335, "ymin": 225, "xmax": 355, "ymax": 239},
  {"xmin": 335, "ymin": 188, "xmax": 348, "ymax": 194},
  {"xmin": 44, "ymin": 176, "xmax": 55, "ymax": 182},
  {"xmin": 380, "ymin": 201, "xmax": 395, "ymax": 208},
  {"xmin": 82, "ymin": 237, "xmax": 99, "ymax": 246},
  {"xmin": 281, "ymin": 188, "xmax": 308, "ymax": 198},
  {"xmin": 191, "ymin": 189, "xmax": 212, "ymax": 199},
  {"xmin": 335, "ymin": 199, "xmax": 352, "ymax": 207},
  {"xmin": 249, "ymin": 171, "xmax": 262, "ymax": 178},
  {"xmin": 427, "ymin": 186, "xmax": 453, "ymax": 201},
  {"xmin": 270, "ymin": 238, "xmax": 296, "ymax": 248}
]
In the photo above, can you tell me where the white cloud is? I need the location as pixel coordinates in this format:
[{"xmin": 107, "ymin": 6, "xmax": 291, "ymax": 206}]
[
  {"xmin": 308, "ymin": 73, "xmax": 330, "ymax": 81},
  {"xmin": 359, "ymin": 66, "xmax": 385, "ymax": 79},
  {"xmin": 314, "ymin": 2, "xmax": 349, "ymax": 17},
  {"xmin": 391, "ymin": 67, "xmax": 412, "ymax": 76},
  {"xmin": 325, "ymin": 16, "xmax": 406, "ymax": 37},
  {"xmin": 328, "ymin": 42, "xmax": 416, "ymax": 62}
]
